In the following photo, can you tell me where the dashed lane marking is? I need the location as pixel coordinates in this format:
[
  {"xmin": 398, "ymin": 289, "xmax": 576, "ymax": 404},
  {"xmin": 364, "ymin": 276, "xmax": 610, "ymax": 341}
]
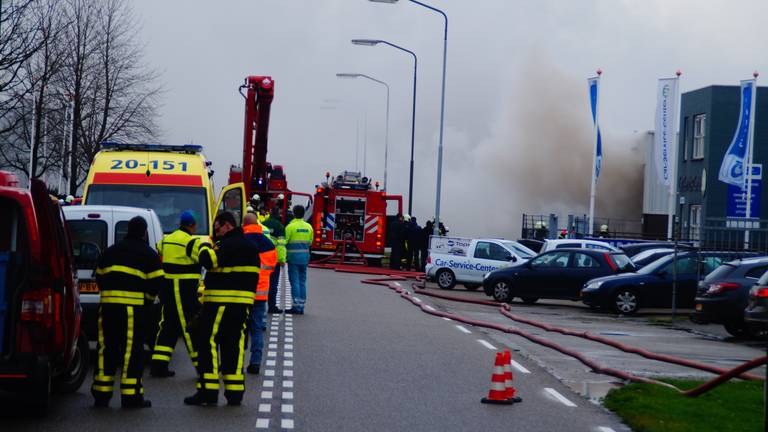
[
  {"xmin": 283, "ymin": 380, "xmax": 294, "ymax": 388},
  {"xmin": 255, "ymin": 419, "xmax": 269, "ymax": 429},
  {"xmin": 282, "ymin": 391, "xmax": 294, "ymax": 400},
  {"xmin": 510, "ymin": 360, "xmax": 531, "ymax": 374},
  {"xmin": 258, "ymin": 403, "xmax": 271, "ymax": 413},
  {"xmin": 282, "ymin": 404, "xmax": 294, "ymax": 413},
  {"xmin": 268, "ymin": 351, "xmax": 277, "ymax": 357},
  {"xmin": 264, "ymin": 369, "xmax": 275, "ymax": 377},
  {"xmin": 544, "ymin": 388, "xmax": 577, "ymax": 407},
  {"xmin": 284, "ymin": 360, "xmax": 294, "ymax": 367},
  {"xmin": 281, "ymin": 419, "xmax": 295, "ymax": 429},
  {"xmin": 455, "ymin": 325, "xmax": 471, "ymax": 334},
  {"xmin": 261, "ymin": 391, "xmax": 273, "ymax": 399},
  {"xmin": 266, "ymin": 360, "xmax": 276, "ymax": 366},
  {"xmin": 477, "ymin": 339, "xmax": 497, "ymax": 350},
  {"xmin": 263, "ymin": 380, "xmax": 274, "ymax": 388}
]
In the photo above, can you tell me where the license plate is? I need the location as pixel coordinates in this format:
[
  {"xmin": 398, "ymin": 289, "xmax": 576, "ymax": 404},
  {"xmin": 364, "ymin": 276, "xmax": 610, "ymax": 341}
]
[
  {"xmin": 79, "ymin": 281, "xmax": 99, "ymax": 293},
  {"xmin": 695, "ymin": 303, "xmax": 703, "ymax": 311}
]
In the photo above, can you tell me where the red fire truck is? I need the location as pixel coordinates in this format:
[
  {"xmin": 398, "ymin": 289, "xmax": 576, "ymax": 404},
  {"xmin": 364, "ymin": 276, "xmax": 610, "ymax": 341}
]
[
  {"xmin": 310, "ymin": 171, "xmax": 402, "ymax": 266},
  {"xmin": 227, "ymin": 75, "xmax": 311, "ymax": 222}
]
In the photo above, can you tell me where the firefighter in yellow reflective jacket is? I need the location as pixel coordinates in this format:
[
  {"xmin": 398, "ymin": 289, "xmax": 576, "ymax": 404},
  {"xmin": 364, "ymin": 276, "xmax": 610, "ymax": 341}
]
[
  {"xmin": 150, "ymin": 211, "xmax": 204, "ymax": 377},
  {"xmin": 91, "ymin": 216, "xmax": 164, "ymax": 409},
  {"xmin": 184, "ymin": 211, "xmax": 270, "ymax": 406},
  {"xmin": 285, "ymin": 205, "xmax": 313, "ymax": 314}
]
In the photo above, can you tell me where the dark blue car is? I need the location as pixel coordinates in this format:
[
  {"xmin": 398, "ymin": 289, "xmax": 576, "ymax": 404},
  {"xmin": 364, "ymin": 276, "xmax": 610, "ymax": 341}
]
[
  {"xmin": 482, "ymin": 248, "xmax": 634, "ymax": 303},
  {"xmin": 581, "ymin": 251, "xmax": 759, "ymax": 315}
]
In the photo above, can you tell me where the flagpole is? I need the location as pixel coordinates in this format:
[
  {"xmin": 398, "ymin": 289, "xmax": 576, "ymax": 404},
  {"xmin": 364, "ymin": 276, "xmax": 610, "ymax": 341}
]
[
  {"xmin": 667, "ymin": 70, "xmax": 682, "ymax": 240},
  {"xmin": 588, "ymin": 69, "xmax": 602, "ymax": 236},
  {"xmin": 744, "ymin": 71, "xmax": 759, "ymax": 249}
]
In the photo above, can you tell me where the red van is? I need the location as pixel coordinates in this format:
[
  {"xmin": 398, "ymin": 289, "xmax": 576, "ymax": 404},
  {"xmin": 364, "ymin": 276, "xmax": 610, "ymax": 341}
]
[{"xmin": 0, "ymin": 173, "xmax": 88, "ymax": 410}]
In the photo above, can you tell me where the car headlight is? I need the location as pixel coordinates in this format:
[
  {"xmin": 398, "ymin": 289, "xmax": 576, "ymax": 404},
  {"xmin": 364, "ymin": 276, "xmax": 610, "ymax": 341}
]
[{"xmin": 584, "ymin": 281, "xmax": 603, "ymax": 291}]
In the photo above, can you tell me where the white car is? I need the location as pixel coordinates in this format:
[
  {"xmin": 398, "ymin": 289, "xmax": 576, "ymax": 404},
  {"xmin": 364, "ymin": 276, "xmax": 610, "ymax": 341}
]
[
  {"xmin": 63, "ymin": 205, "xmax": 164, "ymax": 341},
  {"xmin": 426, "ymin": 237, "xmax": 536, "ymax": 290},
  {"xmin": 539, "ymin": 239, "xmax": 619, "ymax": 253}
]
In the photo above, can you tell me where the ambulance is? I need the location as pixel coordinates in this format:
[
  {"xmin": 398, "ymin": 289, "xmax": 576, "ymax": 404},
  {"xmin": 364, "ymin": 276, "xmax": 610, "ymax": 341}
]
[{"xmin": 82, "ymin": 143, "xmax": 248, "ymax": 237}]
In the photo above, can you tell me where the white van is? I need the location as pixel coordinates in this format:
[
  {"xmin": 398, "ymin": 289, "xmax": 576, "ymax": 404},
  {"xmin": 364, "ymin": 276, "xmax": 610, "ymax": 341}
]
[
  {"xmin": 63, "ymin": 205, "xmax": 164, "ymax": 341},
  {"xmin": 426, "ymin": 237, "xmax": 536, "ymax": 290},
  {"xmin": 539, "ymin": 239, "xmax": 619, "ymax": 253}
]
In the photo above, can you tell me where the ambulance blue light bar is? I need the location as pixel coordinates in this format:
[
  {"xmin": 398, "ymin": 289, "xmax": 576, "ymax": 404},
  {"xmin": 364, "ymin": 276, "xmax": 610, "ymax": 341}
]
[{"xmin": 100, "ymin": 142, "xmax": 203, "ymax": 154}]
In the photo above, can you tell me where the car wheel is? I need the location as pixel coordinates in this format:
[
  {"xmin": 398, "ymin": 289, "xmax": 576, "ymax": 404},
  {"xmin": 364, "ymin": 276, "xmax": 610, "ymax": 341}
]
[
  {"xmin": 613, "ymin": 289, "xmax": 639, "ymax": 315},
  {"xmin": 464, "ymin": 283, "xmax": 481, "ymax": 291},
  {"xmin": 53, "ymin": 330, "xmax": 90, "ymax": 394},
  {"xmin": 520, "ymin": 297, "xmax": 539, "ymax": 305},
  {"xmin": 435, "ymin": 269, "xmax": 456, "ymax": 290},
  {"xmin": 492, "ymin": 280, "xmax": 513, "ymax": 303},
  {"xmin": 724, "ymin": 322, "xmax": 749, "ymax": 338}
]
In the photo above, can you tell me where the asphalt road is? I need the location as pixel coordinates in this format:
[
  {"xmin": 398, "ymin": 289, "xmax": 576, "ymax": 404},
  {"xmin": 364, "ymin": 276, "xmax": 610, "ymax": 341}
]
[{"xmin": 1, "ymin": 268, "xmax": 629, "ymax": 431}]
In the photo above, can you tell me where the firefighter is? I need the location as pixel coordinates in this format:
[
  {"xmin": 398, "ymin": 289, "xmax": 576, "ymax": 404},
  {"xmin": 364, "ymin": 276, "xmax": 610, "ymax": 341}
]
[
  {"xmin": 242, "ymin": 213, "xmax": 277, "ymax": 374},
  {"xmin": 184, "ymin": 211, "xmax": 265, "ymax": 406},
  {"xmin": 262, "ymin": 207, "xmax": 286, "ymax": 314},
  {"xmin": 150, "ymin": 211, "xmax": 203, "ymax": 377},
  {"xmin": 285, "ymin": 205, "xmax": 313, "ymax": 314},
  {"xmin": 91, "ymin": 216, "xmax": 164, "ymax": 408}
]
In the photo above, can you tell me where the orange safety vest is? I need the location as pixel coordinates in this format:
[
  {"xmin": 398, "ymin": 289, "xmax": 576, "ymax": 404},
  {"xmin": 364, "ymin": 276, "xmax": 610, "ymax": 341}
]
[{"xmin": 242, "ymin": 223, "xmax": 277, "ymax": 302}]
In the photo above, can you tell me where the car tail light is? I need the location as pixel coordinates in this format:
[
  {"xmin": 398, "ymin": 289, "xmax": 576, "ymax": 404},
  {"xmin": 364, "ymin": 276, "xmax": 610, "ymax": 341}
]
[
  {"xmin": 750, "ymin": 286, "xmax": 768, "ymax": 298},
  {"xmin": 20, "ymin": 289, "xmax": 54, "ymax": 326},
  {"xmin": 706, "ymin": 282, "xmax": 741, "ymax": 295}
]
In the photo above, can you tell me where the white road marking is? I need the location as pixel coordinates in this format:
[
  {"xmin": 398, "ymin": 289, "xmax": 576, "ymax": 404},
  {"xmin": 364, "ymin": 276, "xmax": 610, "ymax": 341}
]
[
  {"xmin": 455, "ymin": 325, "xmax": 471, "ymax": 334},
  {"xmin": 283, "ymin": 380, "xmax": 294, "ymax": 388},
  {"xmin": 261, "ymin": 391, "xmax": 273, "ymax": 399},
  {"xmin": 269, "ymin": 337, "xmax": 278, "ymax": 342},
  {"xmin": 423, "ymin": 305, "xmax": 435, "ymax": 311},
  {"xmin": 264, "ymin": 369, "xmax": 275, "ymax": 377},
  {"xmin": 255, "ymin": 419, "xmax": 269, "ymax": 429},
  {"xmin": 268, "ymin": 344, "xmax": 278, "ymax": 349},
  {"xmin": 282, "ymin": 404, "xmax": 294, "ymax": 413},
  {"xmin": 283, "ymin": 370, "xmax": 294, "ymax": 377},
  {"xmin": 510, "ymin": 359, "xmax": 530, "ymax": 374},
  {"xmin": 285, "ymin": 352, "xmax": 293, "ymax": 358},
  {"xmin": 258, "ymin": 403, "xmax": 271, "ymax": 413},
  {"xmin": 597, "ymin": 428, "xmax": 616, "ymax": 432},
  {"xmin": 285, "ymin": 344, "xmax": 294, "ymax": 350},
  {"xmin": 284, "ymin": 360, "xmax": 294, "ymax": 367},
  {"xmin": 263, "ymin": 380, "xmax": 274, "ymax": 388},
  {"xmin": 285, "ymin": 337, "xmax": 294, "ymax": 343},
  {"xmin": 282, "ymin": 391, "xmax": 294, "ymax": 400},
  {"xmin": 268, "ymin": 351, "xmax": 277, "ymax": 357},
  {"xmin": 286, "ymin": 332, "xmax": 294, "ymax": 337},
  {"xmin": 266, "ymin": 360, "xmax": 276, "ymax": 367},
  {"xmin": 477, "ymin": 339, "xmax": 497, "ymax": 350},
  {"xmin": 281, "ymin": 419, "xmax": 295, "ymax": 429},
  {"xmin": 544, "ymin": 388, "xmax": 577, "ymax": 407}
]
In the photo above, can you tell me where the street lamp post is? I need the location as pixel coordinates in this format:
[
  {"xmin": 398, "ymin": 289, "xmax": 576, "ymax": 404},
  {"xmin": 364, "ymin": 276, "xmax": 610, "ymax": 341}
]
[
  {"xmin": 336, "ymin": 73, "xmax": 390, "ymax": 191},
  {"xmin": 369, "ymin": 0, "xmax": 447, "ymax": 236},
  {"xmin": 351, "ymin": 39, "xmax": 418, "ymax": 215}
]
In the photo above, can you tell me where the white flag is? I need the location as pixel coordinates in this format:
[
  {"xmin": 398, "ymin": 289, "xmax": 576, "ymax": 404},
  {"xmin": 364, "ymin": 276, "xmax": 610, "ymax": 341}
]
[{"xmin": 653, "ymin": 78, "xmax": 678, "ymax": 187}]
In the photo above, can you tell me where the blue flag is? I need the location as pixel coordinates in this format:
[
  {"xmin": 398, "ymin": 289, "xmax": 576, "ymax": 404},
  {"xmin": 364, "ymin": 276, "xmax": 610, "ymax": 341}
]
[
  {"xmin": 718, "ymin": 80, "xmax": 755, "ymax": 187},
  {"xmin": 588, "ymin": 77, "xmax": 603, "ymax": 180}
]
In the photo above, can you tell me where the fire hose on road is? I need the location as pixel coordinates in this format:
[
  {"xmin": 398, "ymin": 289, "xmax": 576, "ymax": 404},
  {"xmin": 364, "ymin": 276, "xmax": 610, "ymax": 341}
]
[{"xmin": 321, "ymin": 267, "xmax": 768, "ymax": 397}]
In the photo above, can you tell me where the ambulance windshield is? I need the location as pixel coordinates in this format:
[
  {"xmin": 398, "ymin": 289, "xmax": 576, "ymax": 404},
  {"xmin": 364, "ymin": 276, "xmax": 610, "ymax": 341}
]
[{"xmin": 86, "ymin": 185, "xmax": 208, "ymax": 235}]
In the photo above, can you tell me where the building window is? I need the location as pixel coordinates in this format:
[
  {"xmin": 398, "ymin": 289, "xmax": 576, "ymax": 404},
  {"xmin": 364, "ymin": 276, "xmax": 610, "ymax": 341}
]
[
  {"xmin": 693, "ymin": 114, "xmax": 706, "ymax": 160},
  {"xmin": 689, "ymin": 204, "xmax": 702, "ymax": 241},
  {"xmin": 682, "ymin": 117, "xmax": 689, "ymax": 161}
]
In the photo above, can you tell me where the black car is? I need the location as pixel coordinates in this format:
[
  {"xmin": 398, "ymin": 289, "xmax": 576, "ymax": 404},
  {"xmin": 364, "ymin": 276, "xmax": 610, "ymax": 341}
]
[
  {"xmin": 744, "ymin": 269, "xmax": 768, "ymax": 332},
  {"xmin": 581, "ymin": 251, "xmax": 757, "ymax": 315},
  {"xmin": 691, "ymin": 257, "xmax": 768, "ymax": 337},
  {"xmin": 619, "ymin": 242, "xmax": 675, "ymax": 258},
  {"xmin": 630, "ymin": 248, "xmax": 674, "ymax": 269},
  {"xmin": 517, "ymin": 239, "xmax": 544, "ymax": 253},
  {"xmin": 482, "ymin": 248, "xmax": 635, "ymax": 303}
]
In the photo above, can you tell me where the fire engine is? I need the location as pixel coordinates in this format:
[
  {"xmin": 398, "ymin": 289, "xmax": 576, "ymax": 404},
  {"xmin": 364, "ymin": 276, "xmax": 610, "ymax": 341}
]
[
  {"xmin": 228, "ymin": 75, "xmax": 311, "ymax": 222},
  {"xmin": 311, "ymin": 171, "xmax": 402, "ymax": 266}
]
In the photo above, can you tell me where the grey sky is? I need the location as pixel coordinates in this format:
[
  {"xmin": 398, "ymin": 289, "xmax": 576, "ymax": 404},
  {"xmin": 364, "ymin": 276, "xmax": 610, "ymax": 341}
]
[{"xmin": 132, "ymin": 0, "xmax": 768, "ymax": 237}]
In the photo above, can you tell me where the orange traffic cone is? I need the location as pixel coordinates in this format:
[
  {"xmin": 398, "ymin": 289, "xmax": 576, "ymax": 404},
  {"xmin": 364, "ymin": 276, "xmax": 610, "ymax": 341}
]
[
  {"xmin": 481, "ymin": 352, "xmax": 514, "ymax": 405},
  {"xmin": 503, "ymin": 349, "xmax": 522, "ymax": 403}
]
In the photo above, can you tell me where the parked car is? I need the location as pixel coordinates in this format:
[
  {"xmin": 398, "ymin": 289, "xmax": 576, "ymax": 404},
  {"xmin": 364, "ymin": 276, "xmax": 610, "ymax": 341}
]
[
  {"xmin": 0, "ymin": 175, "xmax": 88, "ymax": 410},
  {"xmin": 63, "ymin": 205, "xmax": 164, "ymax": 342},
  {"xmin": 482, "ymin": 248, "xmax": 635, "ymax": 303},
  {"xmin": 691, "ymin": 257, "xmax": 768, "ymax": 337},
  {"xmin": 539, "ymin": 239, "xmax": 619, "ymax": 254},
  {"xmin": 426, "ymin": 237, "xmax": 535, "ymax": 290},
  {"xmin": 619, "ymin": 242, "xmax": 676, "ymax": 258},
  {"xmin": 630, "ymin": 248, "xmax": 674, "ymax": 269},
  {"xmin": 744, "ymin": 269, "xmax": 768, "ymax": 333},
  {"xmin": 581, "ymin": 251, "xmax": 758, "ymax": 315},
  {"xmin": 517, "ymin": 239, "xmax": 544, "ymax": 253}
]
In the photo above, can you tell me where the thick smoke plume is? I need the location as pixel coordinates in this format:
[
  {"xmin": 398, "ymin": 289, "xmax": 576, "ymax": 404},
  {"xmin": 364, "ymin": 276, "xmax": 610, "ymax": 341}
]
[{"xmin": 438, "ymin": 58, "xmax": 644, "ymax": 238}]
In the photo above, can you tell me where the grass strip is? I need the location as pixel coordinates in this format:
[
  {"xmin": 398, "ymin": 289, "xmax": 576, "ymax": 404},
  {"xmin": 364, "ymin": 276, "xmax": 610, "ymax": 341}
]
[{"xmin": 603, "ymin": 379, "xmax": 763, "ymax": 432}]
